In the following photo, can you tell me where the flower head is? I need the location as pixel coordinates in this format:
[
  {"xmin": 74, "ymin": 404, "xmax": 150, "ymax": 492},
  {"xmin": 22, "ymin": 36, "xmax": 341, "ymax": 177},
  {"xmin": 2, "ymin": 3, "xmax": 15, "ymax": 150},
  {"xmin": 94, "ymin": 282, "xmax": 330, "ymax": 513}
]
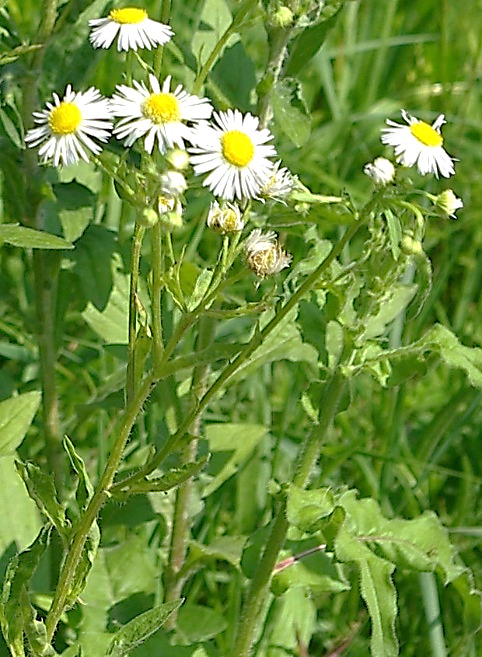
[
  {"xmin": 159, "ymin": 170, "xmax": 187, "ymax": 197},
  {"xmin": 434, "ymin": 189, "xmax": 463, "ymax": 219},
  {"xmin": 259, "ymin": 161, "xmax": 295, "ymax": 203},
  {"xmin": 189, "ymin": 109, "xmax": 276, "ymax": 201},
  {"xmin": 381, "ymin": 110, "xmax": 455, "ymax": 178},
  {"xmin": 111, "ymin": 74, "xmax": 212, "ymax": 154},
  {"xmin": 363, "ymin": 157, "xmax": 395, "ymax": 186},
  {"xmin": 244, "ymin": 229, "xmax": 291, "ymax": 278},
  {"xmin": 24, "ymin": 85, "xmax": 113, "ymax": 166},
  {"xmin": 207, "ymin": 200, "xmax": 244, "ymax": 234},
  {"xmin": 89, "ymin": 7, "xmax": 173, "ymax": 51}
]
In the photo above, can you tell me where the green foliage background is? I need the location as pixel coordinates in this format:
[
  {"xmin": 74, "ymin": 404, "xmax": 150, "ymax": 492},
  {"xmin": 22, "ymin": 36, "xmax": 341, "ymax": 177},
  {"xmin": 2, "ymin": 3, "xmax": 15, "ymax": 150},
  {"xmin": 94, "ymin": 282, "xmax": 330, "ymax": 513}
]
[{"xmin": 0, "ymin": 0, "xmax": 481, "ymax": 656}]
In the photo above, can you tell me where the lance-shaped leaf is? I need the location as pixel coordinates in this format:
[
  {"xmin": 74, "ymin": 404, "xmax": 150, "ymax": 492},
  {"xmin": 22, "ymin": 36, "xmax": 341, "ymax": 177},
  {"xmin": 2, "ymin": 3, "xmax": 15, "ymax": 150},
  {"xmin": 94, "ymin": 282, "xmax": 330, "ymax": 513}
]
[
  {"xmin": 63, "ymin": 436, "xmax": 94, "ymax": 513},
  {"xmin": 64, "ymin": 521, "xmax": 100, "ymax": 609},
  {"xmin": 0, "ymin": 225, "xmax": 73, "ymax": 249},
  {"xmin": 0, "ymin": 391, "xmax": 41, "ymax": 456},
  {"xmin": 117, "ymin": 455, "xmax": 209, "ymax": 496},
  {"xmin": 106, "ymin": 600, "xmax": 183, "ymax": 657},
  {"xmin": 15, "ymin": 461, "xmax": 69, "ymax": 539},
  {"xmin": 0, "ymin": 526, "xmax": 51, "ymax": 657}
]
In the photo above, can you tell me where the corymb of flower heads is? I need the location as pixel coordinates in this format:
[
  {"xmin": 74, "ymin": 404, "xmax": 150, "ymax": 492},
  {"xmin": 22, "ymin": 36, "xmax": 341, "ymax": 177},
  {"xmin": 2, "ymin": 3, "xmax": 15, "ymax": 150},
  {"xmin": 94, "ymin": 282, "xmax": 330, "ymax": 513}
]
[
  {"xmin": 363, "ymin": 157, "xmax": 395, "ymax": 186},
  {"xmin": 190, "ymin": 109, "xmax": 277, "ymax": 201},
  {"xmin": 207, "ymin": 200, "xmax": 245, "ymax": 234},
  {"xmin": 111, "ymin": 74, "xmax": 212, "ymax": 154},
  {"xmin": 25, "ymin": 86, "xmax": 113, "ymax": 167},
  {"xmin": 244, "ymin": 229, "xmax": 292, "ymax": 278},
  {"xmin": 381, "ymin": 110, "xmax": 455, "ymax": 178},
  {"xmin": 89, "ymin": 7, "xmax": 173, "ymax": 51}
]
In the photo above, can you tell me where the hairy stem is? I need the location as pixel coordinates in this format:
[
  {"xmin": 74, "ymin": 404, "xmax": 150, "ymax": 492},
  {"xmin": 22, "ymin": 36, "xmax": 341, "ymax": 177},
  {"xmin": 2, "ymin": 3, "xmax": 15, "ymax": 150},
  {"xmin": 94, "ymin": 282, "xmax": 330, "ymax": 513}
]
[
  {"xmin": 45, "ymin": 370, "xmax": 158, "ymax": 641},
  {"xmin": 151, "ymin": 222, "xmax": 164, "ymax": 366},
  {"xmin": 127, "ymin": 223, "xmax": 146, "ymax": 404},
  {"xmin": 231, "ymin": 371, "xmax": 347, "ymax": 657}
]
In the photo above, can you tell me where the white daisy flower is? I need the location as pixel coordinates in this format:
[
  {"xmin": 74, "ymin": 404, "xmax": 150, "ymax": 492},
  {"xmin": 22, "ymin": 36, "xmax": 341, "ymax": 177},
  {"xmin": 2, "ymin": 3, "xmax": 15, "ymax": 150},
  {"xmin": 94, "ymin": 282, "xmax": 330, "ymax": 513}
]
[
  {"xmin": 189, "ymin": 109, "xmax": 277, "ymax": 201},
  {"xmin": 206, "ymin": 200, "xmax": 244, "ymax": 234},
  {"xmin": 259, "ymin": 161, "xmax": 295, "ymax": 203},
  {"xmin": 363, "ymin": 156, "xmax": 395, "ymax": 185},
  {"xmin": 25, "ymin": 85, "xmax": 113, "ymax": 167},
  {"xmin": 381, "ymin": 109, "xmax": 455, "ymax": 178},
  {"xmin": 89, "ymin": 7, "xmax": 173, "ymax": 52},
  {"xmin": 244, "ymin": 229, "xmax": 291, "ymax": 278},
  {"xmin": 111, "ymin": 74, "xmax": 213, "ymax": 154}
]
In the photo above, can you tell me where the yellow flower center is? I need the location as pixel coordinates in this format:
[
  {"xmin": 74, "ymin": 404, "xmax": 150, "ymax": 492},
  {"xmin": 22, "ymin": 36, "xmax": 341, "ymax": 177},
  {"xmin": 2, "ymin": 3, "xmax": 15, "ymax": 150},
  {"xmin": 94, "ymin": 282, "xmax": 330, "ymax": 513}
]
[
  {"xmin": 410, "ymin": 121, "xmax": 443, "ymax": 147},
  {"xmin": 109, "ymin": 7, "xmax": 147, "ymax": 24},
  {"xmin": 221, "ymin": 130, "xmax": 254, "ymax": 167},
  {"xmin": 48, "ymin": 102, "xmax": 82, "ymax": 135},
  {"xmin": 142, "ymin": 93, "xmax": 181, "ymax": 124}
]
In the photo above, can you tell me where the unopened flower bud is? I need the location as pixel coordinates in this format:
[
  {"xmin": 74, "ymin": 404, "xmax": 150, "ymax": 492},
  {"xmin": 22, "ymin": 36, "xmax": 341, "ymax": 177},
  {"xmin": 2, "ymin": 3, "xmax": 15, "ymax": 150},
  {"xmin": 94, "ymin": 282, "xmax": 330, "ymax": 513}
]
[
  {"xmin": 207, "ymin": 201, "xmax": 244, "ymax": 234},
  {"xmin": 270, "ymin": 6, "xmax": 294, "ymax": 28},
  {"xmin": 401, "ymin": 234, "xmax": 423, "ymax": 256},
  {"xmin": 166, "ymin": 148, "xmax": 190, "ymax": 170},
  {"xmin": 363, "ymin": 157, "xmax": 395, "ymax": 186},
  {"xmin": 434, "ymin": 189, "xmax": 463, "ymax": 219},
  {"xmin": 138, "ymin": 207, "xmax": 159, "ymax": 228},
  {"xmin": 158, "ymin": 196, "xmax": 183, "ymax": 230},
  {"xmin": 244, "ymin": 229, "xmax": 292, "ymax": 278},
  {"xmin": 160, "ymin": 170, "xmax": 187, "ymax": 197}
]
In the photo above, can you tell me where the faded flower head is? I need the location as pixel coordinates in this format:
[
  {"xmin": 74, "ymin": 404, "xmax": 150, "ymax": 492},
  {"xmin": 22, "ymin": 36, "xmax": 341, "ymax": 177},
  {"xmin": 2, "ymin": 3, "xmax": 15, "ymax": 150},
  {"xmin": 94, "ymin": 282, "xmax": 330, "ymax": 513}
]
[
  {"xmin": 434, "ymin": 189, "xmax": 463, "ymax": 219},
  {"xmin": 207, "ymin": 201, "xmax": 244, "ymax": 234},
  {"xmin": 89, "ymin": 7, "xmax": 173, "ymax": 51},
  {"xmin": 158, "ymin": 195, "xmax": 183, "ymax": 230},
  {"xmin": 381, "ymin": 109, "xmax": 455, "ymax": 178},
  {"xmin": 24, "ymin": 85, "xmax": 113, "ymax": 166},
  {"xmin": 260, "ymin": 161, "xmax": 295, "ymax": 202},
  {"xmin": 363, "ymin": 157, "xmax": 395, "ymax": 186},
  {"xmin": 244, "ymin": 229, "xmax": 292, "ymax": 278}
]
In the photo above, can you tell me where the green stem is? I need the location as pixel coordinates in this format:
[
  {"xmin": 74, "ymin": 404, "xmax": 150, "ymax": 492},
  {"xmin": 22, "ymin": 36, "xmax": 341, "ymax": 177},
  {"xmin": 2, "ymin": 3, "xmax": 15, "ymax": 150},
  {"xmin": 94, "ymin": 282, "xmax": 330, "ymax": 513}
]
[
  {"xmin": 257, "ymin": 26, "xmax": 295, "ymax": 129},
  {"xmin": 192, "ymin": 0, "xmax": 257, "ymax": 95},
  {"xmin": 127, "ymin": 223, "xmax": 146, "ymax": 404},
  {"xmin": 116, "ymin": 221, "xmax": 359, "ymax": 490},
  {"xmin": 163, "ymin": 317, "xmax": 213, "ymax": 625},
  {"xmin": 45, "ymin": 371, "xmax": 158, "ymax": 641},
  {"xmin": 231, "ymin": 371, "xmax": 347, "ymax": 657},
  {"xmin": 151, "ymin": 222, "xmax": 164, "ymax": 366}
]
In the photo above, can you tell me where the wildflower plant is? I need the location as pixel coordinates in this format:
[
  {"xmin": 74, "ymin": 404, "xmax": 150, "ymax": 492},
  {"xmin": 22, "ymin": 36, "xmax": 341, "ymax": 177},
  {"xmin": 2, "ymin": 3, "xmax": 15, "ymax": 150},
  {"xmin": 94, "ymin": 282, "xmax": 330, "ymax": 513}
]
[{"xmin": 0, "ymin": 2, "xmax": 480, "ymax": 657}]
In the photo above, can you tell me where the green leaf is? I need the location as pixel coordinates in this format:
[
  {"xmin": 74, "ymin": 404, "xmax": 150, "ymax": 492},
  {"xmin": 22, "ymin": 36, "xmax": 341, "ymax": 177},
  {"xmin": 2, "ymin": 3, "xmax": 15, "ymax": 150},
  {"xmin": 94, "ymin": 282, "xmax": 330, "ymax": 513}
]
[
  {"xmin": 15, "ymin": 461, "xmax": 69, "ymax": 538},
  {"xmin": 186, "ymin": 269, "xmax": 213, "ymax": 311},
  {"xmin": 0, "ymin": 526, "xmax": 51, "ymax": 657},
  {"xmin": 65, "ymin": 521, "xmax": 100, "ymax": 609},
  {"xmin": 271, "ymin": 554, "xmax": 349, "ymax": 596},
  {"xmin": 427, "ymin": 324, "xmax": 482, "ymax": 388},
  {"xmin": 63, "ymin": 436, "xmax": 94, "ymax": 513},
  {"xmin": 106, "ymin": 601, "xmax": 183, "ymax": 657},
  {"xmin": 191, "ymin": 0, "xmax": 237, "ymax": 68},
  {"xmin": 335, "ymin": 524, "xmax": 398, "ymax": 657},
  {"xmin": 0, "ymin": 225, "xmax": 73, "ymax": 249},
  {"xmin": 0, "ymin": 457, "xmax": 42, "ymax": 555},
  {"xmin": 362, "ymin": 284, "xmax": 417, "ymax": 339},
  {"xmin": 0, "ymin": 43, "xmax": 42, "ymax": 66},
  {"xmin": 211, "ymin": 42, "xmax": 256, "ymax": 110},
  {"xmin": 286, "ymin": 485, "xmax": 336, "ymax": 533},
  {"xmin": 82, "ymin": 269, "xmax": 129, "ymax": 344},
  {"xmin": 176, "ymin": 604, "xmax": 228, "ymax": 643},
  {"xmin": 202, "ymin": 423, "xmax": 268, "ymax": 496},
  {"xmin": 70, "ymin": 226, "xmax": 117, "ymax": 310},
  {"xmin": 0, "ymin": 391, "xmax": 41, "ymax": 455},
  {"xmin": 272, "ymin": 78, "xmax": 311, "ymax": 147},
  {"xmin": 121, "ymin": 455, "xmax": 209, "ymax": 495},
  {"xmin": 187, "ymin": 535, "xmax": 246, "ymax": 571}
]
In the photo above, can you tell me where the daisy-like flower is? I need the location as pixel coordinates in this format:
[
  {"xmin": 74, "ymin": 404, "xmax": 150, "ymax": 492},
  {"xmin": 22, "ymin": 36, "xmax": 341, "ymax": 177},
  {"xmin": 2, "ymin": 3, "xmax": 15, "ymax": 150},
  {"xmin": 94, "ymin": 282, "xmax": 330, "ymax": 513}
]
[
  {"xmin": 207, "ymin": 200, "xmax": 244, "ymax": 234},
  {"xmin": 381, "ymin": 109, "xmax": 455, "ymax": 178},
  {"xmin": 244, "ymin": 229, "xmax": 291, "ymax": 278},
  {"xmin": 89, "ymin": 7, "xmax": 173, "ymax": 52},
  {"xmin": 111, "ymin": 74, "xmax": 212, "ymax": 154},
  {"xmin": 189, "ymin": 109, "xmax": 277, "ymax": 201},
  {"xmin": 259, "ymin": 161, "xmax": 295, "ymax": 203},
  {"xmin": 25, "ymin": 85, "xmax": 113, "ymax": 167},
  {"xmin": 363, "ymin": 156, "xmax": 395, "ymax": 186}
]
